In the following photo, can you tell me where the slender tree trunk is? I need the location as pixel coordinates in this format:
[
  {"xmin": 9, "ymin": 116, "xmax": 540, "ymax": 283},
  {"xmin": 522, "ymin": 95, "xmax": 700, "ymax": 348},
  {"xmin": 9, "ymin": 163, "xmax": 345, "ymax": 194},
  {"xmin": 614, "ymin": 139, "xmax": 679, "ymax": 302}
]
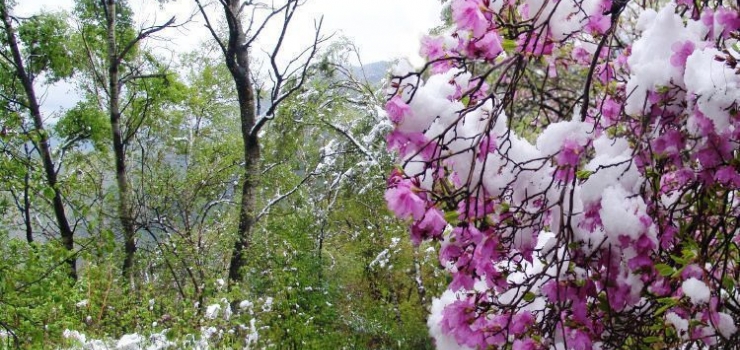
[
  {"xmin": 204, "ymin": 0, "xmax": 316, "ymax": 282},
  {"xmin": 224, "ymin": 0, "xmax": 259, "ymax": 283},
  {"xmin": 1, "ymin": 4, "xmax": 76, "ymax": 279},
  {"xmin": 103, "ymin": 0, "xmax": 137, "ymax": 281},
  {"xmin": 23, "ymin": 145, "xmax": 33, "ymax": 244}
]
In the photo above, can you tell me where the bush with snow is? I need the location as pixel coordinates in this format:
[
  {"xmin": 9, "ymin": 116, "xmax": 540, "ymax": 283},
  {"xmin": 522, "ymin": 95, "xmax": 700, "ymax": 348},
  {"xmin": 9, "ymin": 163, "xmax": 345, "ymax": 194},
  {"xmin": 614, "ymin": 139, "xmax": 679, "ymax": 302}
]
[{"xmin": 385, "ymin": 0, "xmax": 740, "ymax": 348}]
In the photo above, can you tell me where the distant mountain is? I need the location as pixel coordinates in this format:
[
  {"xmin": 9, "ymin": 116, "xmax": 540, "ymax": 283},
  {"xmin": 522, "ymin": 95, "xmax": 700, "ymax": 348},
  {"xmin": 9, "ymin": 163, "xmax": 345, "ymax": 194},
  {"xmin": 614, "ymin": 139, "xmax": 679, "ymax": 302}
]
[
  {"xmin": 257, "ymin": 61, "xmax": 391, "ymax": 115},
  {"xmin": 351, "ymin": 61, "xmax": 391, "ymax": 86}
]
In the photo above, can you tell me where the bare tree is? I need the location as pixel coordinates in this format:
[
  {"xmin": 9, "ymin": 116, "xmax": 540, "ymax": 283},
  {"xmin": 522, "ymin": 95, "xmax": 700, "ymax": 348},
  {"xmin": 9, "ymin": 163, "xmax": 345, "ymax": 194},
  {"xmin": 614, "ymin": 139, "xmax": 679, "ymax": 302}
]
[{"xmin": 194, "ymin": 0, "xmax": 325, "ymax": 282}]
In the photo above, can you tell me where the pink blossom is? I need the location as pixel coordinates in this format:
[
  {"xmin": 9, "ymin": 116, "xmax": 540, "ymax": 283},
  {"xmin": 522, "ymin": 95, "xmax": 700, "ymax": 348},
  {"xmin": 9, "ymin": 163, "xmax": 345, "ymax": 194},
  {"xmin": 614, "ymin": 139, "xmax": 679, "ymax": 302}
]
[
  {"xmin": 410, "ymin": 207, "xmax": 447, "ymax": 245},
  {"xmin": 431, "ymin": 59, "xmax": 457, "ymax": 74},
  {"xmin": 464, "ymin": 78, "xmax": 491, "ymax": 102},
  {"xmin": 541, "ymin": 280, "xmax": 566, "ymax": 302},
  {"xmin": 670, "ymin": 40, "xmax": 696, "ymax": 68},
  {"xmin": 452, "ymin": 0, "xmax": 489, "ymax": 37},
  {"xmin": 511, "ymin": 312, "xmax": 535, "ymax": 334},
  {"xmin": 440, "ymin": 243, "xmax": 463, "ymax": 266},
  {"xmin": 714, "ymin": 166, "xmax": 740, "ymax": 186},
  {"xmin": 385, "ymin": 1, "xmax": 740, "ymax": 348},
  {"xmin": 557, "ymin": 138, "xmax": 583, "ymax": 167},
  {"xmin": 695, "ymin": 145, "xmax": 723, "ymax": 169},
  {"xmin": 420, "ymin": 35, "xmax": 446, "ymax": 60},
  {"xmin": 477, "ymin": 135, "xmax": 497, "ymax": 161},
  {"xmin": 385, "ymin": 182, "xmax": 426, "ymax": 220},
  {"xmin": 652, "ymin": 129, "xmax": 684, "ymax": 156},
  {"xmin": 660, "ymin": 224, "xmax": 678, "ymax": 249},
  {"xmin": 385, "ymin": 96, "xmax": 410, "ymax": 124},
  {"xmin": 649, "ymin": 278, "xmax": 672, "ymax": 296},
  {"xmin": 386, "ymin": 130, "xmax": 428, "ymax": 158},
  {"xmin": 585, "ymin": 13, "xmax": 611, "ymax": 34},
  {"xmin": 512, "ymin": 338, "xmax": 538, "ymax": 350},
  {"xmin": 715, "ymin": 7, "xmax": 740, "ymax": 38},
  {"xmin": 689, "ymin": 108, "xmax": 714, "ymax": 136},
  {"xmin": 450, "ymin": 270, "xmax": 476, "ymax": 291},
  {"xmin": 567, "ymin": 328, "xmax": 593, "ymax": 350},
  {"xmin": 457, "ymin": 197, "xmax": 494, "ymax": 219},
  {"xmin": 660, "ymin": 168, "xmax": 695, "ymax": 194},
  {"xmin": 473, "ymin": 30, "xmax": 503, "ymax": 60},
  {"xmin": 441, "ymin": 298, "xmax": 484, "ymax": 346},
  {"xmin": 681, "ymin": 264, "xmax": 704, "ymax": 280},
  {"xmin": 615, "ymin": 49, "xmax": 630, "ymax": 69},
  {"xmin": 596, "ymin": 63, "xmax": 614, "ymax": 84},
  {"xmin": 572, "ymin": 47, "xmax": 590, "ymax": 65},
  {"xmin": 702, "ymin": 7, "xmax": 715, "ymax": 26},
  {"xmin": 517, "ymin": 32, "xmax": 553, "ymax": 56},
  {"xmin": 518, "ymin": 3, "xmax": 530, "ymax": 18},
  {"xmin": 627, "ymin": 254, "xmax": 652, "ymax": 270},
  {"xmin": 635, "ymin": 233, "xmax": 656, "ymax": 252},
  {"xmin": 473, "ymin": 236, "xmax": 500, "ymax": 277},
  {"xmin": 600, "ymin": 98, "xmax": 621, "ymax": 124}
]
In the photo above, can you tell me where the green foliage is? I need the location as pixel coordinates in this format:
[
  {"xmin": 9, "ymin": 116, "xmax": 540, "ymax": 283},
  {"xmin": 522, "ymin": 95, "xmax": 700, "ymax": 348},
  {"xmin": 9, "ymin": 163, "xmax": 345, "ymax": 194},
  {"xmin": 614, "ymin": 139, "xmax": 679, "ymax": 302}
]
[
  {"xmin": 73, "ymin": 0, "xmax": 137, "ymax": 59},
  {"xmin": 17, "ymin": 12, "xmax": 74, "ymax": 82},
  {"xmin": 0, "ymin": 4, "xmax": 443, "ymax": 349},
  {"xmin": 0, "ymin": 235, "xmax": 81, "ymax": 347},
  {"xmin": 56, "ymin": 101, "xmax": 110, "ymax": 150},
  {"xmin": 237, "ymin": 53, "xmax": 445, "ymax": 348}
]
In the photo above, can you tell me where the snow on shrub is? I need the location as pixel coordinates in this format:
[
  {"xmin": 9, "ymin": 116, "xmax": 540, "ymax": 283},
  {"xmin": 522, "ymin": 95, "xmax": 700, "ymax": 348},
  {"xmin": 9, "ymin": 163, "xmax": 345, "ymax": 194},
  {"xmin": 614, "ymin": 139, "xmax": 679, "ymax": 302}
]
[{"xmin": 385, "ymin": 0, "xmax": 740, "ymax": 348}]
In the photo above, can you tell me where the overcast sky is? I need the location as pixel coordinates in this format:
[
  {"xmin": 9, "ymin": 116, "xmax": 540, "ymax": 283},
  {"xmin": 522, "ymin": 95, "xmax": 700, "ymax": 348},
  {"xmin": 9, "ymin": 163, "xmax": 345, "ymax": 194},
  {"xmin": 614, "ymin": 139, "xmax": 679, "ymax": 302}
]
[{"xmin": 18, "ymin": 0, "xmax": 443, "ymax": 115}]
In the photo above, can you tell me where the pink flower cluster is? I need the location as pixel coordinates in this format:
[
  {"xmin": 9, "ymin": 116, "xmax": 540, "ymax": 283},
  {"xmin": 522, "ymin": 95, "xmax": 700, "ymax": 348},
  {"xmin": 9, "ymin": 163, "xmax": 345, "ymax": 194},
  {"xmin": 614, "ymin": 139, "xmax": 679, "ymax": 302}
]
[{"xmin": 385, "ymin": 0, "xmax": 740, "ymax": 348}]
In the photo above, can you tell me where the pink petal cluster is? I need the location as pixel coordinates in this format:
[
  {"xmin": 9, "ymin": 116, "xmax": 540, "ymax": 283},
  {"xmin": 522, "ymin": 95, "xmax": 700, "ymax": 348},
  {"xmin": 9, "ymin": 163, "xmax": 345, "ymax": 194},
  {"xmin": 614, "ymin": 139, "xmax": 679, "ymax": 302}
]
[
  {"xmin": 384, "ymin": 0, "xmax": 740, "ymax": 348},
  {"xmin": 451, "ymin": 0, "xmax": 489, "ymax": 37},
  {"xmin": 472, "ymin": 30, "xmax": 503, "ymax": 60},
  {"xmin": 384, "ymin": 96, "xmax": 410, "ymax": 124},
  {"xmin": 670, "ymin": 40, "xmax": 696, "ymax": 68}
]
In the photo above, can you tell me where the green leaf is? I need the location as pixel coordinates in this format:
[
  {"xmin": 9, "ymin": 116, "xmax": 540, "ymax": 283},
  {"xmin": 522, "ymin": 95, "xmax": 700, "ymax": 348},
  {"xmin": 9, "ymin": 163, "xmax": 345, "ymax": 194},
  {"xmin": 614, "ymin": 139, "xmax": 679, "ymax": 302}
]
[
  {"xmin": 500, "ymin": 202, "xmax": 510, "ymax": 213},
  {"xmin": 42, "ymin": 186, "xmax": 55, "ymax": 200},
  {"xmin": 523, "ymin": 292, "xmax": 536, "ymax": 302},
  {"xmin": 732, "ymin": 42, "xmax": 740, "ymax": 56},
  {"xmin": 655, "ymin": 264, "xmax": 674, "ymax": 277},
  {"xmin": 655, "ymin": 303, "xmax": 673, "ymax": 316},
  {"xmin": 722, "ymin": 276, "xmax": 735, "ymax": 290},
  {"xmin": 644, "ymin": 336, "xmax": 662, "ymax": 343},
  {"xmin": 444, "ymin": 210, "xmax": 459, "ymax": 225},
  {"xmin": 461, "ymin": 95, "xmax": 471, "ymax": 106},
  {"xmin": 502, "ymin": 39, "xmax": 517, "ymax": 52},
  {"xmin": 670, "ymin": 254, "xmax": 687, "ymax": 265},
  {"xmin": 576, "ymin": 169, "xmax": 593, "ymax": 180}
]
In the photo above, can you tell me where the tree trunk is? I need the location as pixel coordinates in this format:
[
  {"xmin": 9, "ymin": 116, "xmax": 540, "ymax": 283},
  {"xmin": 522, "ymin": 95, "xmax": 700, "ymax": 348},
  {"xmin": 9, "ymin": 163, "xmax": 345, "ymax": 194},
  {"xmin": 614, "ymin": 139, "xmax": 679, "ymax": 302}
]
[
  {"xmin": 23, "ymin": 145, "xmax": 33, "ymax": 244},
  {"xmin": 224, "ymin": 0, "xmax": 259, "ymax": 283},
  {"xmin": 104, "ymin": 0, "xmax": 137, "ymax": 281},
  {"xmin": 1, "ymin": 4, "xmax": 76, "ymax": 279}
]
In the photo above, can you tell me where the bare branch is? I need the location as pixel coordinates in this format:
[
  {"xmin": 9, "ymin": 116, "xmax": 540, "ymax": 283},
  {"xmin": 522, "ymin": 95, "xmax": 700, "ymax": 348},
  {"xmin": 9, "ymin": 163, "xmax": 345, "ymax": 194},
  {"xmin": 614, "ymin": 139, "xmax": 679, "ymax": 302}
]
[
  {"xmin": 322, "ymin": 119, "xmax": 377, "ymax": 164},
  {"xmin": 194, "ymin": 0, "xmax": 227, "ymax": 55},
  {"xmin": 255, "ymin": 170, "xmax": 315, "ymax": 222},
  {"xmin": 117, "ymin": 16, "xmax": 177, "ymax": 65}
]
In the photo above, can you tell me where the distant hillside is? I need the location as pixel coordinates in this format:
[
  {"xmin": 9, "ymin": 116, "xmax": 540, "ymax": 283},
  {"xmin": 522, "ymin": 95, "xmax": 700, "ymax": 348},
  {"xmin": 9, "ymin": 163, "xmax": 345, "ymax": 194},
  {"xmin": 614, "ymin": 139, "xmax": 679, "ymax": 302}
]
[
  {"xmin": 351, "ymin": 61, "xmax": 391, "ymax": 86},
  {"xmin": 257, "ymin": 61, "xmax": 391, "ymax": 115}
]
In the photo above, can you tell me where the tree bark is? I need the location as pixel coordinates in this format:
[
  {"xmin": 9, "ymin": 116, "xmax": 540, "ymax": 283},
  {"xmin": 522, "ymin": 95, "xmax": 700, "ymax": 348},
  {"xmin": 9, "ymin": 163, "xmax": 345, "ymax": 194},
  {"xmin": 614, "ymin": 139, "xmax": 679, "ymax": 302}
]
[
  {"xmin": 1, "ymin": 4, "xmax": 76, "ymax": 279},
  {"xmin": 198, "ymin": 0, "xmax": 319, "ymax": 282},
  {"xmin": 103, "ymin": 0, "xmax": 137, "ymax": 281},
  {"xmin": 222, "ymin": 0, "xmax": 259, "ymax": 283},
  {"xmin": 23, "ymin": 146, "xmax": 33, "ymax": 244}
]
